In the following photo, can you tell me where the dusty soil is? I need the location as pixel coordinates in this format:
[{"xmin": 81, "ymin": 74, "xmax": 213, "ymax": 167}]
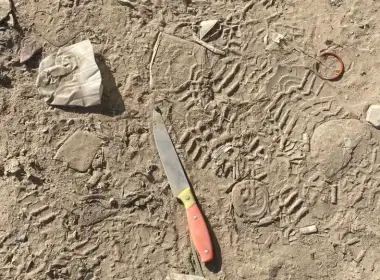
[{"xmin": 1, "ymin": 0, "xmax": 380, "ymax": 279}]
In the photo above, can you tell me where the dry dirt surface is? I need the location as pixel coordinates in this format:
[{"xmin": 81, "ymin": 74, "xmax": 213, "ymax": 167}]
[{"xmin": 1, "ymin": 0, "xmax": 380, "ymax": 279}]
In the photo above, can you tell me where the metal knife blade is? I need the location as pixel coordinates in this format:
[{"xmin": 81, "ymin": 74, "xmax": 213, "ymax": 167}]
[
  {"xmin": 152, "ymin": 109, "xmax": 190, "ymax": 197},
  {"xmin": 152, "ymin": 109, "xmax": 214, "ymax": 263}
]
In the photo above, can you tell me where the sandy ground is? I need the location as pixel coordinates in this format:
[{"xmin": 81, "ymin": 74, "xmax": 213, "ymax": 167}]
[{"xmin": 1, "ymin": 0, "xmax": 380, "ymax": 279}]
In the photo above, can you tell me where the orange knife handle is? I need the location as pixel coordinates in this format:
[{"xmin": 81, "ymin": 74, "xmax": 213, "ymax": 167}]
[{"xmin": 186, "ymin": 203, "xmax": 214, "ymax": 263}]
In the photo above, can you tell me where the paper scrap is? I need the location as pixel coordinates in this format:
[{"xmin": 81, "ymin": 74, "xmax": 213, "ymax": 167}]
[{"xmin": 36, "ymin": 39, "xmax": 103, "ymax": 107}]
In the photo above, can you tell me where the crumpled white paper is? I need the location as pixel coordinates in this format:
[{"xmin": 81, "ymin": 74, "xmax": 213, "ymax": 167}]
[{"xmin": 36, "ymin": 39, "xmax": 103, "ymax": 107}]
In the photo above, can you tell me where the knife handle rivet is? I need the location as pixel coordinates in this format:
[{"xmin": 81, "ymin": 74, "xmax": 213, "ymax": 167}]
[
  {"xmin": 193, "ymin": 215, "xmax": 198, "ymax": 220},
  {"xmin": 186, "ymin": 195, "xmax": 190, "ymax": 200},
  {"xmin": 204, "ymin": 249, "xmax": 209, "ymax": 254}
]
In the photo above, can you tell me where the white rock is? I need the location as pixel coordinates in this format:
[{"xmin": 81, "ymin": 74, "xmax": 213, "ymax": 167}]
[
  {"xmin": 271, "ymin": 32, "xmax": 285, "ymax": 44},
  {"xmin": 366, "ymin": 104, "xmax": 380, "ymax": 128},
  {"xmin": 199, "ymin": 20, "xmax": 218, "ymax": 40}
]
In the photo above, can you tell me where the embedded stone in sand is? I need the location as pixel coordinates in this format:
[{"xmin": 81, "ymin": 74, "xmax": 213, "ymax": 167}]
[
  {"xmin": 310, "ymin": 119, "xmax": 372, "ymax": 178},
  {"xmin": 55, "ymin": 130, "xmax": 102, "ymax": 172}
]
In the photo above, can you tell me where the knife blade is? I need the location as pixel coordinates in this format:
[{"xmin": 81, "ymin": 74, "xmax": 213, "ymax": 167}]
[{"xmin": 152, "ymin": 109, "xmax": 214, "ymax": 263}]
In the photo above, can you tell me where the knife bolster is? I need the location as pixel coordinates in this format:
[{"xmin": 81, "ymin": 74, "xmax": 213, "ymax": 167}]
[{"xmin": 178, "ymin": 188, "xmax": 196, "ymax": 209}]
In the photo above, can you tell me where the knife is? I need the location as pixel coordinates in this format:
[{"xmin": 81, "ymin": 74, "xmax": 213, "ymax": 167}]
[{"xmin": 152, "ymin": 109, "xmax": 214, "ymax": 263}]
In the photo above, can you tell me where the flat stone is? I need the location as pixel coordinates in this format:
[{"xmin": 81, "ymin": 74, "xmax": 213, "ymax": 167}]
[
  {"xmin": 55, "ymin": 131, "xmax": 102, "ymax": 172},
  {"xmin": 149, "ymin": 33, "xmax": 204, "ymax": 90},
  {"xmin": 310, "ymin": 119, "xmax": 372, "ymax": 178},
  {"xmin": 366, "ymin": 104, "xmax": 380, "ymax": 128}
]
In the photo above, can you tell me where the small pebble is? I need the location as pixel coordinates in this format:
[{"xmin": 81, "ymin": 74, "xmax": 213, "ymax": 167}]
[
  {"xmin": 68, "ymin": 230, "xmax": 78, "ymax": 241},
  {"xmin": 26, "ymin": 169, "xmax": 43, "ymax": 183},
  {"xmin": 109, "ymin": 198, "xmax": 118, "ymax": 208},
  {"xmin": 366, "ymin": 104, "xmax": 380, "ymax": 128},
  {"xmin": 86, "ymin": 171, "xmax": 103, "ymax": 188},
  {"xmin": 288, "ymin": 235, "xmax": 298, "ymax": 242},
  {"xmin": 257, "ymin": 216, "xmax": 273, "ymax": 227},
  {"xmin": 329, "ymin": 0, "xmax": 342, "ymax": 7},
  {"xmin": 355, "ymin": 249, "xmax": 366, "ymax": 263},
  {"xmin": 16, "ymin": 233, "xmax": 28, "ymax": 242},
  {"xmin": 347, "ymin": 237, "xmax": 360, "ymax": 245},
  {"xmin": 84, "ymin": 272, "xmax": 94, "ymax": 280},
  {"xmin": 4, "ymin": 158, "xmax": 23, "ymax": 176},
  {"xmin": 97, "ymin": 182, "xmax": 106, "ymax": 191},
  {"xmin": 299, "ymin": 225, "xmax": 318, "ymax": 235},
  {"xmin": 60, "ymin": 268, "xmax": 69, "ymax": 275}
]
